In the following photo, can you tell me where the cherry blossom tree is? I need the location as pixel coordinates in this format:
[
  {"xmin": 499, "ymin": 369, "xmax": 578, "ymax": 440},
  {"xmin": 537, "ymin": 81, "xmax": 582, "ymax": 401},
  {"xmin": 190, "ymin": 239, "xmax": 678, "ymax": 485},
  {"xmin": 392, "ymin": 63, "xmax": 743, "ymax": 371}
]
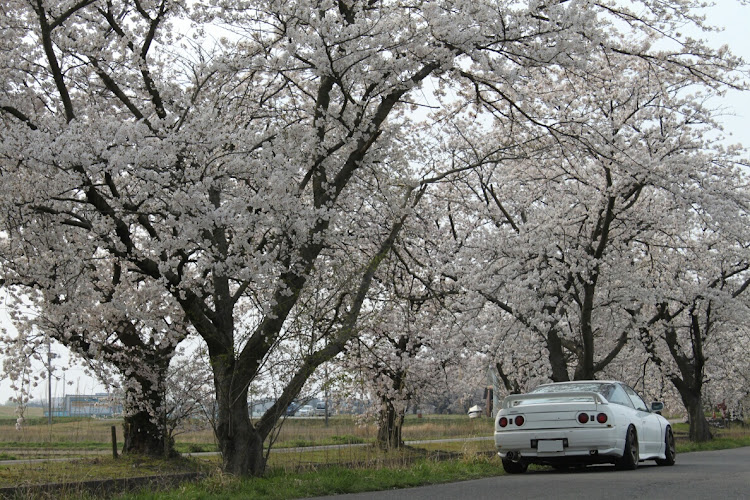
[
  {"xmin": 0, "ymin": 266, "xmax": 188, "ymax": 456},
  {"xmin": 2, "ymin": 0, "xmax": 439, "ymax": 474},
  {"xmin": 346, "ymin": 286, "xmax": 452, "ymax": 449},
  {"xmin": 162, "ymin": 345, "xmax": 215, "ymax": 449},
  {"xmin": 1, "ymin": 0, "xmax": 746, "ymax": 477},
  {"xmin": 636, "ymin": 199, "xmax": 750, "ymax": 441},
  {"xmin": 429, "ymin": 42, "xmax": 745, "ymax": 383}
]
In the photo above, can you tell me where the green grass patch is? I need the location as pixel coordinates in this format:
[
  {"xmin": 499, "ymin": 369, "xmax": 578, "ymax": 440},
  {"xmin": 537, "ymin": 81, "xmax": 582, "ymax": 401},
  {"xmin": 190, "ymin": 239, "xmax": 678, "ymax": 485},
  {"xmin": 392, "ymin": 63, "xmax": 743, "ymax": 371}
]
[
  {"xmin": 329, "ymin": 434, "xmax": 366, "ymax": 445},
  {"xmin": 119, "ymin": 455, "xmax": 505, "ymax": 500},
  {"xmin": 279, "ymin": 434, "xmax": 368, "ymax": 449},
  {"xmin": 280, "ymin": 438, "xmax": 317, "ymax": 448},
  {"xmin": 176, "ymin": 443, "xmax": 217, "ymax": 454},
  {"xmin": 676, "ymin": 436, "xmax": 750, "ymax": 452},
  {"xmin": 418, "ymin": 439, "xmax": 496, "ymax": 455}
]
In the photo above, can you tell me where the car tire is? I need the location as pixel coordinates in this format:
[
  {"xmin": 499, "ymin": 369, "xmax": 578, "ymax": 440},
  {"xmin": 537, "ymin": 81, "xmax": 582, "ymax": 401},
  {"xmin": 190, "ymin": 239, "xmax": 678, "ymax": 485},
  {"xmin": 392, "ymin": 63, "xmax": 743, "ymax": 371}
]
[
  {"xmin": 502, "ymin": 458, "xmax": 528, "ymax": 474},
  {"xmin": 616, "ymin": 425, "xmax": 639, "ymax": 470},
  {"xmin": 655, "ymin": 427, "xmax": 676, "ymax": 466}
]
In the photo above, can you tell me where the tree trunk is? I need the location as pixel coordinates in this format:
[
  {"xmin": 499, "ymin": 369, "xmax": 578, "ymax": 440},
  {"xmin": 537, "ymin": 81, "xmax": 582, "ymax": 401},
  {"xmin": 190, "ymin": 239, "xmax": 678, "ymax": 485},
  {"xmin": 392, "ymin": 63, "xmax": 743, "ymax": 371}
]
[
  {"xmin": 122, "ymin": 408, "xmax": 174, "ymax": 456},
  {"xmin": 216, "ymin": 405, "xmax": 265, "ymax": 476},
  {"xmin": 662, "ymin": 310, "xmax": 712, "ymax": 443},
  {"xmin": 377, "ymin": 400, "xmax": 404, "ymax": 450},
  {"xmin": 683, "ymin": 393, "xmax": 713, "ymax": 442},
  {"xmin": 121, "ymin": 371, "xmax": 175, "ymax": 457},
  {"xmin": 546, "ymin": 330, "xmax": 570, "ymax": 382},
  {"xmin": 376, "ymin": 366, "xmax": 406, "ymax": 450},
  {"xmin": 577, "ymin": 283, "xmax": 596, "ymax": 380},
  {"xmin": 213, "ymin": 367, "xmax": 266, "ymax": 476}
]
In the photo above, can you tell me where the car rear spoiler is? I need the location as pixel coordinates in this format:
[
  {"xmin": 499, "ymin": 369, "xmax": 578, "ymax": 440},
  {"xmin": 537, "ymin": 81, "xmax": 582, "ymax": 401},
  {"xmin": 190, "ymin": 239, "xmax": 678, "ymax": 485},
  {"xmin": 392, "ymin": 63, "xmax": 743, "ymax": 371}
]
[{"xmin": 502, "ymin": 391, "xmax": 607, "ymax": 409}]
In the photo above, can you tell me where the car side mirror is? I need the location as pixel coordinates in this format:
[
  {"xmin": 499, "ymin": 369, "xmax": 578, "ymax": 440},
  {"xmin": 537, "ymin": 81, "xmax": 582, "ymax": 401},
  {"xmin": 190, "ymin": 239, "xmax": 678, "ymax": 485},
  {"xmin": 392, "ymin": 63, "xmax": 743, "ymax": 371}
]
[{"xmin": 650, "ymin": 402, "xmax": 664, "ymax": 414}]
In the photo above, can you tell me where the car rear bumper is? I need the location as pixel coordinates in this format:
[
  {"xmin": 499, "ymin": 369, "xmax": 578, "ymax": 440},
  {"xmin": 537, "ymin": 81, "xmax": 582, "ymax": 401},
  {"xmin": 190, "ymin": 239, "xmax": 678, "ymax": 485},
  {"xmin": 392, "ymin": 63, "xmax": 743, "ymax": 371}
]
[{"xmin": 495, "ymin": 427, "xmax": 624, "ymax": 464}]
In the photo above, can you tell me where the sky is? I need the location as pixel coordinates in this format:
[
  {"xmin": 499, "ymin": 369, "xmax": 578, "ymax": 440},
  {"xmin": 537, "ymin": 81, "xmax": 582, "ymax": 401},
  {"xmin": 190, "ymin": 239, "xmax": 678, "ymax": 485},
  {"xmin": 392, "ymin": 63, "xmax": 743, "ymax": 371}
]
[
  {"xmin": 700, "ymin": 2, "xmax": 750, "ymax": 149},
  {"xmin": 1, "ymin": 2, "xmax": 749, "ymax": 405}
]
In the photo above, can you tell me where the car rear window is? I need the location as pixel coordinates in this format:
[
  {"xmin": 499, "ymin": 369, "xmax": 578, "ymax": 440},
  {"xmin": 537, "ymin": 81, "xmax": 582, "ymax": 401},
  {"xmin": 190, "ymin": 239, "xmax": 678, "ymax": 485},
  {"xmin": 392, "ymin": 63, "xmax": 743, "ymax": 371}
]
[
  {"xmin": 531, "ymin": 383, "xmax": 609, "ymax": 394},
  {"xmin": 501, "ymin": 383, "xmax": 612, "ymax": 405}
]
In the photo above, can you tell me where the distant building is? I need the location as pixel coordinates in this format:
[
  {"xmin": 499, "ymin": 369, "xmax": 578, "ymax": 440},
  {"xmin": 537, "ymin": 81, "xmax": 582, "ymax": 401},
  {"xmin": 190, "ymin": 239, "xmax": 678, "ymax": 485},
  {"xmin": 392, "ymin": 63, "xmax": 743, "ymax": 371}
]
[
  {"xmin": 44, "ymin": 394, "xmax": 122, "ymax": 418},
  {"xmin": 249, "ymin": 398, "xmax": 275, "ymax": 418}
]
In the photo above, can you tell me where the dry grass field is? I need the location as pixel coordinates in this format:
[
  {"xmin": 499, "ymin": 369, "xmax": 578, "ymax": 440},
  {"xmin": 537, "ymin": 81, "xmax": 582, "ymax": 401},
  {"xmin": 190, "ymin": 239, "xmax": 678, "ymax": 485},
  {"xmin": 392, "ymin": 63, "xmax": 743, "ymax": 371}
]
[
  {"xmin": 0, "ymin": 407, "xmax": 494, "ymax": 460},
  {"xmin": 0, "ymin": 406, "xmax": 43, "ymax": 418},
  {"xmin": 0, "ymin": 410, "xmax": 498, "ymax": 491},
  {"xmin": 4, "ymin": 405, "xmax": 745, "ymax": 459}
]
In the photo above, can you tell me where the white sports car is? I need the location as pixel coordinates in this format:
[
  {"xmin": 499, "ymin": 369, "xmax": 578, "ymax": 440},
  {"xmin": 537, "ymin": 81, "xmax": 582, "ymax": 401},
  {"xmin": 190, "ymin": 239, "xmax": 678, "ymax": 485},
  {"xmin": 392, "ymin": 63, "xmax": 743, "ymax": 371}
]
[{"xmin": 494, "ymin": 380, "xmax": 676, "ymax": 473}]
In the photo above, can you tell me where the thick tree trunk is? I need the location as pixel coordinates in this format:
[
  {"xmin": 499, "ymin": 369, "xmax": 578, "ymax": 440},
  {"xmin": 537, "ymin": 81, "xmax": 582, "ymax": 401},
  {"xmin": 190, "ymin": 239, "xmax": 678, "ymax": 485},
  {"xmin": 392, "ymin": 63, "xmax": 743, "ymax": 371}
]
[
  {"xmin": 213, "ymin": 367, "xmax": 266, "ymax": 476},
  {"xmin": 216, "ymin": 405, "xmax": 265, "ymax": 476},
  {"xmin": 377, "ymin": 400, "xmax": 404, "ymax": 450},
  {"xmin": 683, "ymin": 393, "xmax": 713, "ymax": 442},
  {"xmin": 121, "ymin": 371, "xmax": 175, "ymax": 457},
  {"xmin": 122, "ymin": 408, "xmax": 174, "ymax": 457},
  {"xmin": 661, "ymin": 310, "xmax": 712, "ymax": 443}
]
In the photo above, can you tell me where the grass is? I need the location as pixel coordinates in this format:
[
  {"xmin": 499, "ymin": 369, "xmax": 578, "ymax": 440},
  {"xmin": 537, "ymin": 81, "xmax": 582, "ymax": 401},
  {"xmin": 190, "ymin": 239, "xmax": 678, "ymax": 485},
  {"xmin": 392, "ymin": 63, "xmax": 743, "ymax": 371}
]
[
  {"xmin": 668, "ymin": 422, "xmax": 750, "ymax": 451},
  {"xmin": 677, "ymin": 436, "xmax": 750, "ymax": 452},
  {"xmin": 118, "ymin": 455, "xmax": 506, "ymax": 500},
  {"xmin": 0, "ymin": 413, "xmax": 493, "ymax": 457},
  {"xmin": 0, "ymin": 442, "xmax": 478, "ymax": 493},
  {"xmin": 278, "ymin": 434, "xmax": 367, "ymax": 449},
  {"xmin": 1, "ymin": 416, "xmax": 123, "ymax": 449},
  {"xmin": 0, "ymin": 455, "xmax": 207, "ymax": 487},
  {"xmin": 0, "ymin": 406, "xmax": 43, "ymax": 419},
  {"xmin": 0, "ymin": 440, "xmax": 110, "ymax": 450}
]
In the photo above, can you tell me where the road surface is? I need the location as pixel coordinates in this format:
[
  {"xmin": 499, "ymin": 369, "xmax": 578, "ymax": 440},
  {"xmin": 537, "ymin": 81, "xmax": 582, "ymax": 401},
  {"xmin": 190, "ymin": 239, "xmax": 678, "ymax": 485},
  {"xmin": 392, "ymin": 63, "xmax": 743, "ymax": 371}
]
[{"xmin": 309, "ymin": 446, "xmax": 750, "ymax": 500}]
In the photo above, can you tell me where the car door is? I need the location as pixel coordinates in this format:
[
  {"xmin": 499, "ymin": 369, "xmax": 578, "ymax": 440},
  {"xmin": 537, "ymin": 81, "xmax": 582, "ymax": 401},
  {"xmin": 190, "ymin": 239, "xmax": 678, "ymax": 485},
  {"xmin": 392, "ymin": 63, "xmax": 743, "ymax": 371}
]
[{"xmin": 623, "ymin": 385, "xmax": 662, "ymax": 455}]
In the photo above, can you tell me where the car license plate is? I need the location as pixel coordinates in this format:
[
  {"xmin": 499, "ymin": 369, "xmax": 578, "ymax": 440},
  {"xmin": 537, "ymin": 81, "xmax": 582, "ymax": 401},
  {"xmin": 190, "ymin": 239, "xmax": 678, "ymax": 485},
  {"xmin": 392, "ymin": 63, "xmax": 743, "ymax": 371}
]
[{"xmin": 538, "ymin": 440, "xmax": 564, "ymax": 452}]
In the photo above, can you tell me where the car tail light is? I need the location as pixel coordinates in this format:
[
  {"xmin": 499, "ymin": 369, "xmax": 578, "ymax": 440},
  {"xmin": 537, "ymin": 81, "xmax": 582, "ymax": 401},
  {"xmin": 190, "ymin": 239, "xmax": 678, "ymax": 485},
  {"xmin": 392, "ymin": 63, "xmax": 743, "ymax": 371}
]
[
  {"xmin": 514, "ymin": 415, "xmax": 525, "ymax": 426},
  {"xmin": 577, "ymin": 413, "xmax": 589, "ymax": 424},
  {"xmin": 499, "ymin": 417, "xmax": 508, "ymax": 428},
  {"xmin": 596, "ymin": 413, "xmax": 608, "ymax": 424}
]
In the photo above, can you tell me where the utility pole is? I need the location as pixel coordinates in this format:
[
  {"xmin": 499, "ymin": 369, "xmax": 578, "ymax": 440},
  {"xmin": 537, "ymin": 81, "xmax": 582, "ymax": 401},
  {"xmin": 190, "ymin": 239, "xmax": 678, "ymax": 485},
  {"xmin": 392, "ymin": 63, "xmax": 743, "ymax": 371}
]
[
  {"xmin": 47, "ymin": 339, "xmax": 52, "ymax": 425},
  {"xmin": 324, "ymin": 361, "xmax": 329, "ymax": 427}
]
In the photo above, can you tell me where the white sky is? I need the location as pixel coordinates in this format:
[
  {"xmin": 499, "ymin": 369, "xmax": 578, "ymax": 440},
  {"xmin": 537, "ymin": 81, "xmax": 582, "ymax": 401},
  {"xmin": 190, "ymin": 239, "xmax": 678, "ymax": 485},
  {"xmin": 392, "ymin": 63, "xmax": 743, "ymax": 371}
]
[
  {"xmin": 701, "ymin": 2, "xmax": 750, "ymax": 148},
  {"xmin": 1, "ymin": 3, "xmax": 749, "ymax": 405}
]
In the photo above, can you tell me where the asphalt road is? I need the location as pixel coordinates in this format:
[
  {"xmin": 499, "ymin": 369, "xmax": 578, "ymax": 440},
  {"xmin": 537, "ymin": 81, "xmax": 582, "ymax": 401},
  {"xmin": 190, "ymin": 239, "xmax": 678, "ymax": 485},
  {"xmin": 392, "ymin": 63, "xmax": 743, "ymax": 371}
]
[{"xmin": 308, "ymin": 447, "xmax": 750, "ymax": 500}]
